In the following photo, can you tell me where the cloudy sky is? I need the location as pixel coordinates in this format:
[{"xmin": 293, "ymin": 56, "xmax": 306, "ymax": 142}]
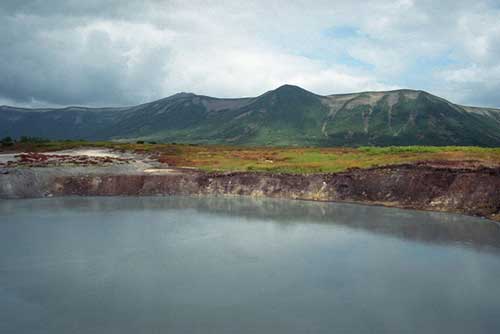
[{"xmin": 1, "ymin": 0, "xmax": 500, "ymax": 108}]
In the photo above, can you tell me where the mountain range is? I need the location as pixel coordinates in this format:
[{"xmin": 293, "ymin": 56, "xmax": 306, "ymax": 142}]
[{"xmin": 2, "ymin": 84, "xmax": 500, "ymax": 146}]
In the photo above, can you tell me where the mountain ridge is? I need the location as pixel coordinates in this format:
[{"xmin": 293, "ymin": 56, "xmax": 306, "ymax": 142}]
[
  {"xmin": 2, "ymin": 85, "xmax": 498, "ymax": 112},
  {"xmin": 1, "ymin": 85, "xmax": 500, "ymax": 147}
]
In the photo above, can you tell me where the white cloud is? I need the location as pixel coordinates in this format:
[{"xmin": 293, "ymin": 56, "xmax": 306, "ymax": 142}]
[{"xmin": 0, "ymin": 0, "xmax": 499, "ymax": 107}]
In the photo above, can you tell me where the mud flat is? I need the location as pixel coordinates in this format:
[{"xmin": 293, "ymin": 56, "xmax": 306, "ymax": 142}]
[{"xmin": 1, "ymin": 148, "xmax": 500, "ymax": 221}]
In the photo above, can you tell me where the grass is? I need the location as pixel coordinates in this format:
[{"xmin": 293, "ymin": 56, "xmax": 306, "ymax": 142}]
[{"xmin": 2, "ymin": 140, "xmax": 500, "ymax": 174}]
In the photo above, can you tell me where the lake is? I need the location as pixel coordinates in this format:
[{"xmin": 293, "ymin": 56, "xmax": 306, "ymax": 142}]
[{"xmin": 1, "ymin": 196, "xmax": 500, "ymax": 333}]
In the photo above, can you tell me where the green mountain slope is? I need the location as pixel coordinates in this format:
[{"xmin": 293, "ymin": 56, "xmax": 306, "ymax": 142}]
[{"xmin": 2, "ymin": 85, "xmax": 500, "ymax": 146}]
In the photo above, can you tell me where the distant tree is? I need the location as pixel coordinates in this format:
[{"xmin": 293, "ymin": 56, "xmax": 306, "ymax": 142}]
[
  {"xmin": 1, "ymin": 136, "xmax": 14, "ymax": 146},
  {"xmin": 19, "ymin": 136, "xmax": 50, "ymax": 143},
  {"xmin": 136, "ymin": 140, "xmax": 145, "ymax": 144}
]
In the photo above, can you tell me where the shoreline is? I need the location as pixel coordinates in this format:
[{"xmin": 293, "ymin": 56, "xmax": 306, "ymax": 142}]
[{"xmin": 2, "ymin": 161, "xmax": 500, "ymax": 222}]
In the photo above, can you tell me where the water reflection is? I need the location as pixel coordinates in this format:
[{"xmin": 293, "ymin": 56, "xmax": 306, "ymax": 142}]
[{"xmin": 2, "ymin": 196, "xmax": 499, "ymax": 253}]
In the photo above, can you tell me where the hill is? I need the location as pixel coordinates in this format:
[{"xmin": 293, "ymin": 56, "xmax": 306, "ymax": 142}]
[{"xmin": 2, "ymin": 84, "xmax": 500, "ymax": 146}]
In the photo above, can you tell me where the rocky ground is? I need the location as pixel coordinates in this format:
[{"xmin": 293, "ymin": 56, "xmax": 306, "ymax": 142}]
[{"xmin": 1, "ymin": 148, "xmax": 500, "ymax": 221}]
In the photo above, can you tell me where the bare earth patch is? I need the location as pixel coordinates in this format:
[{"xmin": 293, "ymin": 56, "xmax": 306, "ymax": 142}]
[{"xmin": 0, "ymin": 149, "xmax": 133, "ymax": 168}]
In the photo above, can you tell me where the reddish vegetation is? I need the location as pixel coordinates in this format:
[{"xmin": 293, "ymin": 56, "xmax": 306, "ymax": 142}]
[{"xmin": 2, "ymin": 152, "xmax": 130, "ymax": 168}]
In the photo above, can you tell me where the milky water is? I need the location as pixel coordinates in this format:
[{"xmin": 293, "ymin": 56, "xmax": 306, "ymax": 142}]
[{"xmin": 1, "ymin": 196, "xmax": 500, "ymax": 334}]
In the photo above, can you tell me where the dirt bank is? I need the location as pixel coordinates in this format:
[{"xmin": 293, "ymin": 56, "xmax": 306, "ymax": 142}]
[{"xmin": 1, "ymin": 159, "xmax": 500, "ymax": 221}]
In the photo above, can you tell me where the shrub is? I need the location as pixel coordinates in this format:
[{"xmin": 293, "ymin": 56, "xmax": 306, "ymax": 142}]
[{"xmin": 1, "ymin": 136, "xmax": 14, "ymax": 146}]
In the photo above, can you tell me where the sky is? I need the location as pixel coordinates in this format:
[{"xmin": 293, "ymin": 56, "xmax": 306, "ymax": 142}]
[{"xmin": 1, "ymin": 0, "xmax": 500, "ymax": 108}]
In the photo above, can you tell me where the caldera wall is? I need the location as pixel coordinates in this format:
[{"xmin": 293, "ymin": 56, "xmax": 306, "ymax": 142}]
[{"xmin": 1, "ymin": 164, "xmax": 500, "ymax": 221}]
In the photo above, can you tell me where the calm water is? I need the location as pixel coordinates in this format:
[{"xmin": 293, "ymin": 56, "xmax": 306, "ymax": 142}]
[{"xmin": 1, "ymin": 196, "xmax": 500, "ymax": 334}]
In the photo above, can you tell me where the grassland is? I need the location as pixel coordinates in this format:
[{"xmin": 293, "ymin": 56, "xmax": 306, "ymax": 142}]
[{"xmin": 3, "ymin": 140, "xmax": 500, "ymax": 174}]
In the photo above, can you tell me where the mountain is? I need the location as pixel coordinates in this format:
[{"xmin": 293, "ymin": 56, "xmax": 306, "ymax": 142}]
[{"xmin": 2, "ymin": 84, "xmax": 500, "ymax": 146}]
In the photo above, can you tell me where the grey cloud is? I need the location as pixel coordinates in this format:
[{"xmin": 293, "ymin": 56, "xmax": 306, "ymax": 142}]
[
  {"xmin": 0, "ymin": 0, "xmax": 146, "ymax": 19},
  {"xmin": 0, "ymin": 6, "xmax": 170, "ymax": 106}
]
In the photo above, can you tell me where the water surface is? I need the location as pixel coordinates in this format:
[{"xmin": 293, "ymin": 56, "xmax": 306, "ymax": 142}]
[{"xmin": 1, "ymin": 196, "xmax": 500, "ymax": 333}]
